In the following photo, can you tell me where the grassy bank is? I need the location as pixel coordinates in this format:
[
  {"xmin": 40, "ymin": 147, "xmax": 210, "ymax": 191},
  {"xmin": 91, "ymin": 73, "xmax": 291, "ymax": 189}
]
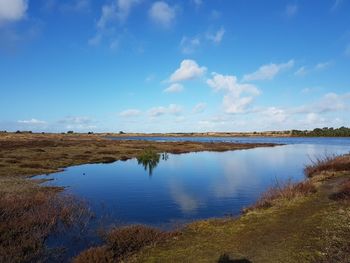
[
  {"xmin": 0, "ymin": 133, "xmax": 277, "ymax": 262},
  {"xmin": 73, "ymin": 154, "xmax": 350, "ymax": 262}
]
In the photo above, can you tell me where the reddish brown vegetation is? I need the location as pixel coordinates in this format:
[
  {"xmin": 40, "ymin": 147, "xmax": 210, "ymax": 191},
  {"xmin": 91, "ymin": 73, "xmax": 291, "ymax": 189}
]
[
  {"xmin": 304, "ymin": 154, "xmax": 350, "ymax": 178},
  {"xmin": 0, "ymin": 181, "xmax": 91, "ymax": 263},
  {"xmin": 74, "ymin": 225, "xmax": 176, "ymax": 263}
]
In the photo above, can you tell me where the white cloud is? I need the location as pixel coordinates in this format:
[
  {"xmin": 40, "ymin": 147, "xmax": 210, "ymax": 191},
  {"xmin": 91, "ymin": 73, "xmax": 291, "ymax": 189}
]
[
  {"xmin": 148, "ymin": 104, "xmax": 182, "ymax": 117},
  {"xmin": 242, "ymin": 59, "xmax": 294, "ymax": 82},
  {"xmin": 119, "ymin": 109, "xmax": 141, "ymax": 117},
  {"xmin": 206, "ymin": 27, "xmax": 225, "ymax": 44},
  {"xmin": 193, "ymin": 102, "xmax": 206, "ymax": 113},
  {"xmin": 164, "ymin": 83, "xmax": 184, "ymax": 93},
  {"xmin": 18, "ymin": 118, "xmax": 46, "ymax": 125},
  {"xmin": 149, "ymin": 1, "xmax": 176, "ymax": 28},
  {"xmin": 170, "ymin": 59, "xmax": 207, "ymax": 83},
  {"xmin": 0, "ymin": 0, "xmax": 28, "ymax": 24},
  {"xmin": 180, "ymin": 36, "xmax": 200, "ymax": 54},
  {"xmin": 285, "ymin": 4, "xmax": 298, "ymax": 17},
  {"xmin": 207, "ymin": 73, "xmax": 260, "ymax": 114}
]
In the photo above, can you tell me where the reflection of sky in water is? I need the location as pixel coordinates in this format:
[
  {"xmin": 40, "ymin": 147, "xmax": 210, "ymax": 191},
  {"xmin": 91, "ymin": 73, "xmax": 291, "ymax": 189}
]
[{"xmin": 34, "ymin": 141, "xmax": 350, "ymax": 227}]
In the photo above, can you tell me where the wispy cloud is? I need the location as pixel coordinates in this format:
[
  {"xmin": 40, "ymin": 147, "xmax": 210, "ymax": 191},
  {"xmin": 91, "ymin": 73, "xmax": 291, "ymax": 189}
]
[
  {"xmin": 148, "ymin": 104, "xmax": 182, "ymax": 117},
  {"xmin": 149, "ymin": 1, "xmax": 176, "ymax": 28},
  {"xmin": 163, "ymin": 83, "xmax": 184, "ymax": 93},
  {"xmin": 331, "ymin": 0, "xmax": 344, "ymax": 11},
  {"xmin": 180, "ymin": 36, "xmax": 200, "ymax": 54},
  {"xmin": 206, "ymin": 27, "xmax": 225, "ymax": 44},
  {"xmin": 285, "ymin": 4, "xmax": 298, "ymax": 18},
  {"xmin": 243, "ymin": 59, "xmax": 294, "ymax": 82},
  {"xmin": 89, "ymin": 0, "xmax": 141, "ymax": 47},
  {"xmin": 18, "ymin": 118, "xmax": 46, "ymax": 125},
  {"xmin": 193, "ymin": 102, "xmax": 207, "ymax": 113},
  {"xmin": 119, "ymin": 109, "xmax": 141, "ymax": 117}
]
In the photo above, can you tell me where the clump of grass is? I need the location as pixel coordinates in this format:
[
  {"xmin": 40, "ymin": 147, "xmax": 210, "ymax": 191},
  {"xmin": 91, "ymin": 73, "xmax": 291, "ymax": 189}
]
[
  {"xmin": 0, "ymin": 179, "xmax": 92, "ymax": 263},
  {"xmin": 243, "ymin": 179, "xmax": 316, "ymax": 213},
  {"xmin": 304, "ymin": 153, "xmax": 350, "ymax": 178},
  {"xmin": 74, "ymin": 225, "xmax": 175, "ymax": 263}
]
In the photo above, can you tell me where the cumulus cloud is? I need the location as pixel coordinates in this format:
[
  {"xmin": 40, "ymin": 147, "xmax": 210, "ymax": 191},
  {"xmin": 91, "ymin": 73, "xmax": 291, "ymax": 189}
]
[
  {"xmin": 0, "ymin": 0, "xmax": 28, "ymax": 24},
  {"xmin": 170, "ymin": 59, "xmax": 207, "ymax": 83},
  {"xmin": 149, "ymin": 1, "xmax": 176, "ymax": 28},
  {"xmin": 206, "ymin": 27, "xmax": 225, "ymax": 44},
  {"xmin": 17, "ymin": 118, "xmax": 46, "ymax": 125},
  {"xmin": 242, "ymin": 59, "xmax": 294, "ymax": 82},
  {"xmin": 163, "ymin": 83, "xmax": 184, "ymax": 93},
  {"xmin": 207, "ymin": 73, "xmax": 260, "ymax": 114},
  {"xmin": 119, "ymin": 109, "xmax": 141, "ymax": 117},
  {"xmin": 285, "ymin": 4, "xmax": 298, "ymax": 17},
  {"xmin": 180, "ymin": 36, "xmax": 200, "ymax": 54},
  {"xmin": 148, "ymin": 104, "xmax": 182, "ymax": 117},
  {"xmin": 193, "ymin": 102, "xmax": 207, "ymax": 113}
]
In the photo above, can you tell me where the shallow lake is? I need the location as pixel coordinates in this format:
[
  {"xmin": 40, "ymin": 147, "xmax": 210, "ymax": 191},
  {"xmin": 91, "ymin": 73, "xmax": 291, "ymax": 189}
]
[{"xmin": 33, "ymin": 137, "xmax": 350, "ymax": 258}]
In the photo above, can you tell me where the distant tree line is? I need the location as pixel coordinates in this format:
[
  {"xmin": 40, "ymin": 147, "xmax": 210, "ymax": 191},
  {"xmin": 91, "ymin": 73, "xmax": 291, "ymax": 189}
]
[{"xmin": 291, "ymin": 127, "xmax": 350, "ymax": 137}]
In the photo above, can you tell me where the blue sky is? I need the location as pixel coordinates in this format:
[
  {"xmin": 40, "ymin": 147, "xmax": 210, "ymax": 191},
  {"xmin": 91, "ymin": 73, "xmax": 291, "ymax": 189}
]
[{"xmin": 0, "ymin": 0, "xmax": 349, "ymax": 132}]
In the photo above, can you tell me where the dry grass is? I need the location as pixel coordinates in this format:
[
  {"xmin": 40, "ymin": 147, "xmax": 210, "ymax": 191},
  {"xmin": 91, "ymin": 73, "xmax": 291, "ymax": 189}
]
[
  {"xmin": 304, "ymin": 153, "xmax": 350, "ymax": 178},
  {"xmin": 73, "ymin": 225, "xmax": 176, "ymax": 263},
  {"xmin": 329, "ymin": 178, "xmax": 350, "ymax": 201},
  {"xmin": 0, "ymin": 178, "xmax": 92, "ymax": 263},
  {"xmin": 243, "ymin": 179, "xmax": 316, "ymax": 213}
]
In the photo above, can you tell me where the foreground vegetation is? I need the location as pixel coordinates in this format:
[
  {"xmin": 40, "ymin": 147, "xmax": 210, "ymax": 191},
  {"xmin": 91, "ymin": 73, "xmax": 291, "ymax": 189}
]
[{"xmin": 73, "ymin": 153, "xmax": 350, "ymax": 262}]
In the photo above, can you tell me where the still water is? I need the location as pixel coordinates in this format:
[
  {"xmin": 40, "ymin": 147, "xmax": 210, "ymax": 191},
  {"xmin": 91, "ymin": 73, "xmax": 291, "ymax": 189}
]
[{"xmin": 35, "ymin": 138, "xmax": 350, "ymax": 227}]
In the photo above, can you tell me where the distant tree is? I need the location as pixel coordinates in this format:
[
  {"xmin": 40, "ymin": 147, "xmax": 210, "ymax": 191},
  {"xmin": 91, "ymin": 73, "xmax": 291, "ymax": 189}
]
[
  {"xmin": 15, "ymin": 130, "xmax": 21, "ymax": 134},
  {"xmin": 67, "ymin": 131, "xmax": 74, "ymax": 134},
  {"xmin": 119, "ymin": 131, "xmax": 125, "ymax": 134},
  {"xmin": 88, "ymin": 131, "xmax": 94, "ymax": 134}
]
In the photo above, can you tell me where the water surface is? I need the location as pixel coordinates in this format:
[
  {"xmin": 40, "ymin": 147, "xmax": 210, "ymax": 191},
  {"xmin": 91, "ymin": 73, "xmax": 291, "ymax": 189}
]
[{"xmin": 33, "ymin": 137, "xmax": 350, "ymax": 258}]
